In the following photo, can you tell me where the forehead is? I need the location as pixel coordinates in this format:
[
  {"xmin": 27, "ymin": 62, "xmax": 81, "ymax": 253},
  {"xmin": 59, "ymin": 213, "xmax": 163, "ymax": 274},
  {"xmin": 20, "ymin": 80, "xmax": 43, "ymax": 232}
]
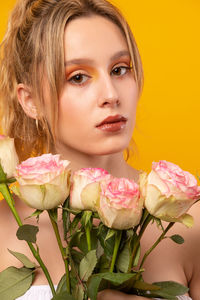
[{"xmin": 64, "ymin": 15, "xmax": 129, "ymax": 62}]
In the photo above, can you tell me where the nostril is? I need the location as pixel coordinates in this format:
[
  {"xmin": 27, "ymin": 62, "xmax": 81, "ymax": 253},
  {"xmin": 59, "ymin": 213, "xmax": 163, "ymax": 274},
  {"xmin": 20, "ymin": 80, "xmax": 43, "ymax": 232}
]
[{"xmin": 100, "ymin": 97, "xmax": 120, "ymax": 108}]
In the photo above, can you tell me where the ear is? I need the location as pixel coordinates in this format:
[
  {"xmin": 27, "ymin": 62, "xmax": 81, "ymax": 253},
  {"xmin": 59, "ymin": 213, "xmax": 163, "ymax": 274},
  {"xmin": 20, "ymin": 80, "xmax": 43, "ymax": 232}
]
[{"xmin": 17, "ymin": 83, "xmax": 38, "ymax": 119}]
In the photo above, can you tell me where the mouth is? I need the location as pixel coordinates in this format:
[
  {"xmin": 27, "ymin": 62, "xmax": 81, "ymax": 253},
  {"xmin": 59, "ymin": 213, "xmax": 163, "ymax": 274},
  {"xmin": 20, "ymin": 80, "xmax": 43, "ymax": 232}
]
[{"xmin": 96, "ymin": 114, "xmax": 127, "ymax": 132}]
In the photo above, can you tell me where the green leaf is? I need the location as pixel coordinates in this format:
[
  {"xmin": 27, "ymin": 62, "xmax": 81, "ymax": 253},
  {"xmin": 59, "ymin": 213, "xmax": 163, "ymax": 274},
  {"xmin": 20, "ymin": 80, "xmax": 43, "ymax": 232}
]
[
  {"xmin": 10, "ymin": 184, "xmax": 20, "ymax": 197},
  {"xmin": 56, "ymin": 274, "xmax": 67, "ymax": 294},
  {"xmin": 133, "ymin": 280, "xmax": 160, "ymax": 291},
  {"xmin": 71, "ymin": 249, "xmax": 84, "ymax": 265},
  {"xmin": 102, "ymin": 272, "xmax": 138, "ymax": 285},
  {"xmin": 87, "ymin": 275, "xmax": 102, "ymax": 300},
  {"xmin": 97, "ymin": 254, "xmax": 110, "ymax": 273},
  {"xmin": 70, "ymin": 229, "xmax": 98, "ymax": 254},
  {"xmin": 80, "ymin": 229, "xmax": 98, "ymax": 253},
  {"xmin": 49, "ymin": 208, "xmax": 58, "ymax": 223},
  {"xmin": 132, "ymin": 244, "xmax": 141, "ymax": 267},
  {"xmin": 117, "ymin": 232, "xmax": 140, "ymax": 270},
  {"xmin": 62, "ymin": 196, "xmax": 70, "ymax": 241},
  {"xmin": 73, "ymin": 284, "xmax": 84, "ymax": 300},
  {"xmin": 116, "ymin": 242, "xmax": 129, "ymax": 272},
  {"xmin": 0, "ymin": 267, "xmax": 34, "ymax": 300},
  {"xmin": 81, "ymin": 211, "xmax": 92, "ymax": 227},
  {"xmin": 105, "ymin": 229, "xmax": 116, "ymax": 241},
  {"xmin": 8, "ymin": 249, "xmax": 36, "ymax": 269},
  {"xmin": 5, "ymin": 177, "xmax": 16, "ymax": 184},
  {"xmin": 16, "ymin": 224, "xmax": 39, "ymax": 243},
  {"xmin": 93, "ymin": 212, "xmax": 100, "ymax": 219},
  {"xmin": 25, "ymin": 209, "xmax": 43, "ymax": 221},
  {"xmin": 69, "ymin": 271, "xmax": 79, "ymax": 295},
  {"xmin": 153, "ymin": 281, "xmax": 189, "ymax": 296},
  {"xmin": 70, "ymin": 214, "xmax": 82, "ymax": 232},
  {"xmin": 131, "ymin": 280, "xmax": 188, "ymax": 299},
  {"xmin": 170, "ymin": 234, "xmax": 184, "ymax": 244},
  {"xmin": 69, "ymin": 231, "xmax": 83, "ymax": 248},
  {"xmin": 154, "ymin": 217, "xmax": 165, "ymax": 232},
  {"xmin": 87, "ymin": 272, "xmax": 137, "ymax": 300},
  {"xmin": 51, "ymin": 291, "xmax": 76, "ymax": 300},
  {"xmin": 97, "ymin": 225, "xmax": 115, "ymax": 258},
  {"xmin": 0, "ymin": 164, "xmax": 7, "ymax": 181},
  {"xmin": 96, "ymin": 241, "xmax": 104, "ymax": 260},
  {"xmin": 79, "ymin": 250, "xmax": 97, "ymax": 281},
  {"xmin": 70, "ymin": 248, "xmax": 84, "ymax": 274}
]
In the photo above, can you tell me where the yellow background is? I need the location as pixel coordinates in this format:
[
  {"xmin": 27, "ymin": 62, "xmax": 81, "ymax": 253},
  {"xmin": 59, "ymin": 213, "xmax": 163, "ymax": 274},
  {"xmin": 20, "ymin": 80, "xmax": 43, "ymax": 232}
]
[{"xmin": 0, "ymin": 0, "xmax": 199, "ymax": 176}]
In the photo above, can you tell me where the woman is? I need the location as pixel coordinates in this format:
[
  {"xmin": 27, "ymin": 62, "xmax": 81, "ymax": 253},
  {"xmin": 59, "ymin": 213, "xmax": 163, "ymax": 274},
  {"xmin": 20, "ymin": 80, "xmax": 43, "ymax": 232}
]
[{"xmin": 0, "ymin": 0, "xmax": 199, "ymax": 299}]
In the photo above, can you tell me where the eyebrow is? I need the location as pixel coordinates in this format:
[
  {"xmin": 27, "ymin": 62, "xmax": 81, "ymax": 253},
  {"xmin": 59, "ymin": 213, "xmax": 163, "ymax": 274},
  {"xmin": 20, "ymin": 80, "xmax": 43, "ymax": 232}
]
[{"xmin": 64, "ymin": 50, "xmax": 130, "ymax": 67}]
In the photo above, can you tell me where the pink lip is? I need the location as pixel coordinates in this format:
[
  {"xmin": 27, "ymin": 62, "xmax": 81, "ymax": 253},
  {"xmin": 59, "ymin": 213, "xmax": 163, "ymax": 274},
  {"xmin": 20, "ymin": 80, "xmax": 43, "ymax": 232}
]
[
  {"xmin": 96, "ymin": 115, "xmax": 127, "ymax": 132},
  {"xmin": 96, "ymin": 115, "xmax": 127, "ymax": 127}
]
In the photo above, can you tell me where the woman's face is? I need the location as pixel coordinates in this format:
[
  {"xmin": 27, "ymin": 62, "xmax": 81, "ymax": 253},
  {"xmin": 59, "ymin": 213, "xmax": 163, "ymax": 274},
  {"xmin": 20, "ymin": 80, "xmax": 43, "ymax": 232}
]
[{"xmin": 56, "ymin": 15, "xmax": 138, "ymax": 156}]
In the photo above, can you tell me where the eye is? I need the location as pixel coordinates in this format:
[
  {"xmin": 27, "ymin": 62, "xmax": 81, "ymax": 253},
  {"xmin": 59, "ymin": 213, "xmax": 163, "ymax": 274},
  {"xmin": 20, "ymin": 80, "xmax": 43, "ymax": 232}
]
[
  {"xmin": 68, "ymin": 73, "xmax": 91, "ymax": 85},
  {"xmin": 111, "ymin": 66, "xmax": 131, "ymax": 77}
]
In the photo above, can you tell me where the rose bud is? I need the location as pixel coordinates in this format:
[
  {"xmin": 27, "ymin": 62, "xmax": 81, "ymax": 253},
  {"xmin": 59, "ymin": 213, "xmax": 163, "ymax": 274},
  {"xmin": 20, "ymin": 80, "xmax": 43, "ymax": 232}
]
[
  {"xmin": 143, "ymin": 160, "xmax": 200, "ymax": 227},
  {"xmin": 0, "ymin": 135, "xmax": 19, "ymax": 178},
  {"xmin": 70, "ymin": 168, "xmax": 111, "ymax": 211},
  {"xmin": 97, "ymin": 177, "xmax": 143, "ymax": 230},
  {"xmin": 14, "ymin": 154, "xmax": 71, "ymax": 210}
]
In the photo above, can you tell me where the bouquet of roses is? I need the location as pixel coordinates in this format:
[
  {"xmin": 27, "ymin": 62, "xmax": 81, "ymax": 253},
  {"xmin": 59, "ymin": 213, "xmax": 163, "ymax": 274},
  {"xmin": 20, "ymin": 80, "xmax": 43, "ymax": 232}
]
[{"xmin": 0, "ymin": 135, "xmax": 199, "ymax": 300}]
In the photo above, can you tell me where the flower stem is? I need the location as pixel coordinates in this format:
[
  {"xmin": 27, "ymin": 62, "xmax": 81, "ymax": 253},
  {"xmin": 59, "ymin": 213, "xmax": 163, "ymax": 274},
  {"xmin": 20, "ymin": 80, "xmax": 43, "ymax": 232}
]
[
  {"xmin": 85, "ymin": 224, "xmax": 91, "ymax": 252},
  {"xmin": 139, "ymin": 222, "xmax": 174, "ymax": 270},
  {"xmin": 110, "ymin": 230, "xmax": 122, "ymax": 273},
  {"xmin": 128, "ymin": 213, "xmax": 153, "ymax": 273},
  {"xmin": 0, "ymin": 183, "xmax": 56, "ymax": 296},
  {"xmin": 48, "ymin": 210, "xmax": 71, "ymax": 294}
]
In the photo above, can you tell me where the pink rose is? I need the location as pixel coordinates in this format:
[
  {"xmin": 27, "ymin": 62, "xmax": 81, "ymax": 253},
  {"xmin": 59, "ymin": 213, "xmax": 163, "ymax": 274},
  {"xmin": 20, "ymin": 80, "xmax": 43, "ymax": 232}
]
[
  {"xmin": 70, "ymin": 168, "xmax": 111, "ymax": 211},
  {"xmin": 0, "ymin": 135, "xmax": 19, "ymax": 178},
  {"xmin": 143, "ymin": 160, "xmax": 200, "ymax": 227},
  {"xmin": 14, "ymin": 154, "xmax": 71, "ymax": 210},
  {"xmin": 97, "ymin": 177, "xmax": 143, "ymax": 230}
]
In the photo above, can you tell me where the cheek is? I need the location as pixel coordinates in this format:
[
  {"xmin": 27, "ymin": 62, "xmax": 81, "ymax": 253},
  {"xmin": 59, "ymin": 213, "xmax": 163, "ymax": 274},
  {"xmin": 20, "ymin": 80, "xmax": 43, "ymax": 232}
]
[
  {"xmin": 119, "ymin": 79, "xmax": 138, "ymax": 111},
  {"xmin": 58, "ymin": 89, "xmax": 82, "ymax": 123},
  {"xmin": 58, "ymin": 83, "xmax": 98, "ymax": 127},
  {"xmin": 122, "ymin": 80, "xmax": 138, "ymax": 131},
  {"xmin": 57, "ymin": 88, "xmax": 92, "ymax": 137}
]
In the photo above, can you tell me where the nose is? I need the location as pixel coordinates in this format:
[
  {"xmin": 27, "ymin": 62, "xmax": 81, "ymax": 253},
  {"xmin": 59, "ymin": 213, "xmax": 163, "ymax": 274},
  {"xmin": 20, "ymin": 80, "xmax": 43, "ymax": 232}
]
[{"xmin": 97, "ymin": 74, "xmax": 120, "ymax": 108}]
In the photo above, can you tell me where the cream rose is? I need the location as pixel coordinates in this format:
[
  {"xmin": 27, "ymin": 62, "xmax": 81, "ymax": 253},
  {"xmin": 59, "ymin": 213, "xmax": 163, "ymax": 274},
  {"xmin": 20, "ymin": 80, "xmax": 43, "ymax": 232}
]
[
  {"xmin": 0, "ymin": 135, "xmax": 19, "ymax": 178},
  {"xmin": 143, "ymin": 160, "xmax": 200, "ymax": 227},
  {"xmin": 97, "ymin": 177, "xmax": 143, "ymax": 230},
  {"xmin": 70, "ymin": 168, "xmax": 111, "ymax": 211},
  {"xmin": 14, "ymin": 154, "xmax": 71, "ymax": 210}
]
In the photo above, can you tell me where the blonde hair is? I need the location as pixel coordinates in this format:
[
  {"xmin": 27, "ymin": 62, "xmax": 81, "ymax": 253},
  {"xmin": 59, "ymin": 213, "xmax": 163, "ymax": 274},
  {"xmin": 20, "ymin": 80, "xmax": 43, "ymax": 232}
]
[{"xmin": 0, "ymin": 0, "xmax": 143, "ymax": 161}]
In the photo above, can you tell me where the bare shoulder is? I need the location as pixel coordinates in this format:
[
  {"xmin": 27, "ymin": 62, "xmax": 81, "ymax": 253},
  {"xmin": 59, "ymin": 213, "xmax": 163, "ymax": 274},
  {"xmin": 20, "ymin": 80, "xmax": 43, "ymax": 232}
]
[
  {"xmin": 182, "ymin": 201, "xmax": 200, "ymax": 299},
  {"xmin": 179, "ymin": 201, "xmax": 200, "ymax": 258},
  {"xmin": 159, "ymin": 201, "xmax": 200, "ymax": 299}
]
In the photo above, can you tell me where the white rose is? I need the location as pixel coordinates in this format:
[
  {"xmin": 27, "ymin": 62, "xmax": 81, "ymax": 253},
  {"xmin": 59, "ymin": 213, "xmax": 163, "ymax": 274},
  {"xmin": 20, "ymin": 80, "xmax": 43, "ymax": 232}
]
[
  {"xmin": 0, "ymin": 135, "xmax": 19, "ymax": 178},
  {"xmin": 70, "ymin": 168, "xmax": 111, "ymax": 211},
  {"xmin": 14, "ymin": 154, "xmax": 71, "ymax": 210},
  {"xmin": 97, "ymin": 177, "xmax": 143, "ymax": 230},
  {"xmin": 143, "ymin": 161, "xmax": 200, "ymax": 227}
]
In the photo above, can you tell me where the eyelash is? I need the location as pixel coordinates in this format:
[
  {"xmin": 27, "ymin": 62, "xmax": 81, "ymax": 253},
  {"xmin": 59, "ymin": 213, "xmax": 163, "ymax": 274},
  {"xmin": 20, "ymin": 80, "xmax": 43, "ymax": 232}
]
[
  {"xmin": 111, "ymin": 66, "xmax": 132, "ymax": 76},
  {"xmin": 68, "ymin": 66, "xmax": 132, "ymax": 86}
]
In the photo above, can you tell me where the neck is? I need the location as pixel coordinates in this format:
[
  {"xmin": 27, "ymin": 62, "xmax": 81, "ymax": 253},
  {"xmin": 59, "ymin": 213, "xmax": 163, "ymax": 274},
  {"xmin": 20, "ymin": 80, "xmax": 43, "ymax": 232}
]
[{"xmin": 55, "ymin": 143, "xmax": 138, "ymax": 181}]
